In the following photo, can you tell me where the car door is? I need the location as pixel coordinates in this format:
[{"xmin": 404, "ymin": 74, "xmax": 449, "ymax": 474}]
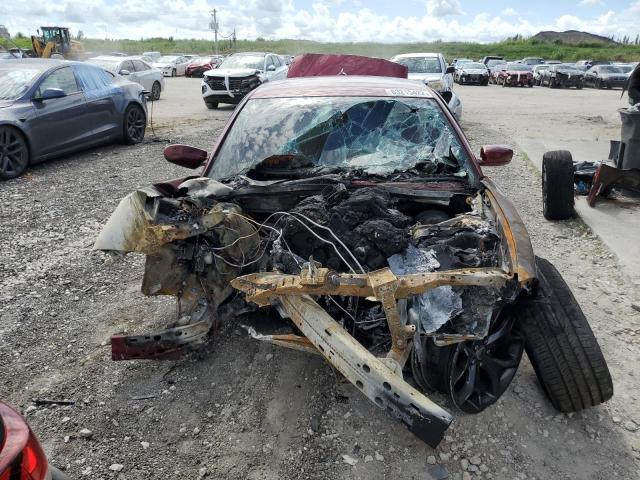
[
  {"xmin": 29, "ymin": 66, "xmax": 90, "ymax": 158},
  {"xmin": 119, "ymin": 60, "xmax": 138, "ymax": 84},
  {"xmin": 176, "ymin": 57, "xmax": 187, "ymax": 76},
  {"xmin": 72, "ymin": 64, "xmax": 124, "ymax": 140},
  {"xmin": 264, "ymin": 55, "xmax": 277, "ymax": 81},
  {"xmin": 132, "ymin": 60, "xmax": 152, "ymax": 90}
]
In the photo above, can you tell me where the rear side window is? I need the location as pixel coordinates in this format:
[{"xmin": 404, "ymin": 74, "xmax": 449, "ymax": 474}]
[
  {"xmin": 72, "ymin": 64, "xmax": 115, "ymax": 97},
  {"xmin": 133, "ymin": 60, "xmax": 149, "ymax": 72},
  {"xmin": 35, "ymin": 67, "xmax": 79, "ymax": 97},
  {"xmin": 120, "ymin": 60, "xmax": 135, "ymax": 73}
]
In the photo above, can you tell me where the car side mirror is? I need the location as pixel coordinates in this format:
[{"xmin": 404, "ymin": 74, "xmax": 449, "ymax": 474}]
[
  {"xmin": 445, "ymin": 65, "xmax": 455, "ymax": 75},
  {"xmin": 119, "ymin": 69, "xmax": 130, "ymax": 75},
  {"xmin": 267, "ymin": 64, "xmax": 276, "ymax": 72},
  {"xmin": 479, "ymin": 145, "xmax": 513, "ymax": 166},
  {"xmin": 164, "ymin": 144, "xmax": 208, "ymax": 169},
  {"xmin": 37, "ymin": 88, "xmax": 66, "ymax": 100}
]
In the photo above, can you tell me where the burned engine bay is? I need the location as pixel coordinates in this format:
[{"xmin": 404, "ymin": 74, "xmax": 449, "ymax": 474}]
[{"xmin": 94, "ymin": 173, "xmax": 521, "ymax": 447}]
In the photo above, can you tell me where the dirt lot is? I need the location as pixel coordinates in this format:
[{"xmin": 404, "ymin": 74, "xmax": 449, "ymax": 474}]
[{"xmin": 1, "ymin": 78, "xmax": 639, "ymax": 480}]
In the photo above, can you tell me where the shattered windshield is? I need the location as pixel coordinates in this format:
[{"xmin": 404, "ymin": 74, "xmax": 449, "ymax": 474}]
[
  {"xmin": 598, "ymin": 66, "xmax": 623, "ymax": 74},
  {"xmin": 219, "ymin": 55, "xmax": 264, "ymax": 70},
  {"xmin": 393, "ymin": 57, "xmax": 442, "ymax": 74},
  {"xmin": 463, "ymin": 63, "xmax": 486, "ymax": 70},
  {"xmin": 210, "ymin": 96, "xmax": 469, "ymax": 180},
  {"xmin": 0, "ymin": 68, "xmax": 40, "ymax": 100}
]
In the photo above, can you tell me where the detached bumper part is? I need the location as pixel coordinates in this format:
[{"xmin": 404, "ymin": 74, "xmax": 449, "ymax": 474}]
[{"xmin": 278, "ymin": 294, "xmax": 453, "ymax": 447}]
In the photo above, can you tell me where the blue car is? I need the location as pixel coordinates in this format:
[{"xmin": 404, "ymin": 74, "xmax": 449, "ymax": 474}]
[{"xmin": 0, "ymin": 59, "xmax": 147, "ymax": 179}]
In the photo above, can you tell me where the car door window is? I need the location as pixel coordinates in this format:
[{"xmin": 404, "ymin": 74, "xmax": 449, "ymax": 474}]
[
  {"xmin": 72, "ymin": 64, "xmax": 115, "ymax": 98},
  {"xmin": 120, "ymin": 61, "xmax": 135, "ymax": 74},
  {"xmin": 266, "ymin": 56, "xmax": 275, "ymax": 70},
  {"xmin": 133, "ymin": 60, "xmax": 149, "ymax": 72},
  {"xmin": 273, "ymin": 55, "xmax": 282, "ymax": 67},
  {"xmin": 34, "ymin": 67, "xmax": 80, "ymax": 98}
]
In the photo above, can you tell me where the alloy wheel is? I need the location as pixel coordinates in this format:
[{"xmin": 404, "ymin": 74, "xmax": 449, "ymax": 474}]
[
  {"xmin": 448, "ymin": 314, "xmax": 524, "ymax": 413},
  {"xmin": 126, "ymin": 107, "xmax": 145, "ymax": 142},
  {"xmin": 0, "ymin": 127, "xmax": 28, "ymax": 179}
]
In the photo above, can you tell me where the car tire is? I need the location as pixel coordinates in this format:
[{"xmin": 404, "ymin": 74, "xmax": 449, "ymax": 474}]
[
  {"xmin": 205, "ymin": 102, "xmax": 218, "ymax": 109},
  {"xmin": 122, "ymin": 104, "xmax": 146, "ymax": 145},
  {"xmin": 549, "ymin": 77, "xmax": 556, "ymax": 88},
  {"xmin": 151, "ymin": 81, "xmax": 161, "ymax": 101},
  {"xmin": 0, "ymin": 126, "xmax": 29, "ymax": 180},
  {"xmin": 577, "ymin": 82, "xmax": 583, "ymax": 90},
  {"xmin": 516, "ymin": 257, "xmax": 613, "ymax": 413},
  {"xmin": 542, "ymin": 150, "xmax": 574, "ymax": 220},
  {"xmin": 171, "ymin": 68, "xmax": 176, "ymax": 77}
]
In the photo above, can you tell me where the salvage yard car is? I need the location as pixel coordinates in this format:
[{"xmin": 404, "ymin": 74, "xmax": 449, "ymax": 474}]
[
  {"xmin": 87, "ymin": 55, "xmax": 164, "ymax": 100},
  {"xmin": 390, "ymin": 52, "xmax": 462, "ymax": 119},
  {"xmin": 201, "ymin": 52, "xmax": 288, "ymax": 109},
  {"xmin": 95, "ymin": 72, "xmax": 613, "ymax": 448},
  {"xmin": 152, "ymin": 54, "xmax": 190, "ymax": 77},
  {"xmin": 0, "ymin": 401, "xmax": 70, "ymax": 479},
  {"xmin": 0, "ymin": 59, "xmax": 147, "ymax": 179},
  {"xmin": 454, "ymin": 62, "xmax": 489, "ymax": 85},
  {"xmin": 532, "ymin": 64, "xmax": 550, "ymax": 85},
  {"xmin": 583, "ymin": 65, "xmax": 628, "ymax": 89},
  {"xmin": 540, "ymin": 63, "xmax": 585, "ymax": 89},
  {"xmin": 496, "ymin": 63, "xmax": 534, "ymax": 87},
  {"xmin": 186, "ymin": 55, "xmax": 223, "ymax": 77}
]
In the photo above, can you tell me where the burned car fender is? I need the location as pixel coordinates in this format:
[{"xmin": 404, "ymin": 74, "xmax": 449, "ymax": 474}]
[{"xmin": 481, "ymin": 178, "xmax": 536, "ymax": 291}]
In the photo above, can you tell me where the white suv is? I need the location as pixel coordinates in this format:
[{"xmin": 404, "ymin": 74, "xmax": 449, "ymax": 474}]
[
  {"xmin": 390, "ymin": 52, "xmax": 462, "ymax": 120},
  {"xmin": 201, "ymin": 52, "xmax": 288, "ymax": 109}
]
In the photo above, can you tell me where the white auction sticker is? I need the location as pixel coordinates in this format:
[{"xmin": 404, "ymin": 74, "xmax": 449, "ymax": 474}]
[{"xmin": 385, "ymin": 89, "xmax": 431, "ymax": 97}]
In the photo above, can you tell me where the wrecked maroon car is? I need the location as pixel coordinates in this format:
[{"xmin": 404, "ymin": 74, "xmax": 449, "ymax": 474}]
[
  {"xmin": 95, "ymin": 75, "xmax": 612, "ymax": 448},
  {"xmin": 497, "ymin": 63, "xmax": 534, "ymax": 87}
]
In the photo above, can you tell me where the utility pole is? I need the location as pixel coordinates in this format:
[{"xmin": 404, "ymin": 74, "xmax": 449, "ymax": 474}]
[{"xmin": 209, "ymin": 9, "xmax": 219, "ymax": 54}]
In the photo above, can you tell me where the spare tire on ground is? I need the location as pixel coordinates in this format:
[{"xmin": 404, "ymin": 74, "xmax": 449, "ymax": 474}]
[
  {"xmin": 542, "ymin": 150, "xmax": 574, "ymax": 220},
  {"xmin": 516, "ymin": 257, "xmax": 613, "ymax": 412}
]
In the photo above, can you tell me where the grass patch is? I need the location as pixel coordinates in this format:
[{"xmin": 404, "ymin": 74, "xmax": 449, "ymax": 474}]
[{"xmin": 3, "ymin": 37, "xmax": 640, "ymax": 62}]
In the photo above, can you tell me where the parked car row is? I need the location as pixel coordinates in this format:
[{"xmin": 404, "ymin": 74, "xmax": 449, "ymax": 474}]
[{"xmin": 451, "ymin": 55, "xmax": 637, "ymax": 90}]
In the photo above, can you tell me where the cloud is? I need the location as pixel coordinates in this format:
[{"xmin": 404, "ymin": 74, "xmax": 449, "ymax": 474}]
[
  {"xmin": 3, "ymin": 0, "xmax": 639, "ymax": 44},
  {"xmin": 426, "ymin": 0, "xmax": 462, "ymax": 17},
  {"xmin": 501, "ymin": 8, "xmax": 517, "ymax": 17},
  {"xmin": 578, "ymin": 0, "xmax": 603, "ymax": 6}
]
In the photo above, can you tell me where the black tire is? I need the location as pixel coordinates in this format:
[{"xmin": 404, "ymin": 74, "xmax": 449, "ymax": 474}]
[
  {"xmin": 549, "ymin": 77, "xmax": 556, "ymax": 88},
  {"xmin": 122, "ymin": 104, "xmax": 146, "ymax": 144},
  {"xmin": 171, "ymin": 68, "xmax": 176, "ymax": 77},
  {"xmin": 205, "ymin": 102, "xmax": 218, "ymax": 110},
  {"xmin": 151, "ymin": 81, "xmax": 161, "ymax": 101},
  {"xmin": 577, "ymin": 82, "xmax": 583, "ymax": 90},
  {"xmin": 0, "ymin": 126, "xmax": 29, "ymax": 180},
  {"xmin": 516, "ymin": 257, "xmax": 613, "ymax": 412},
  {"xmin": 542, "ymin": 150, "xmax": 574, "ymax": 220}
]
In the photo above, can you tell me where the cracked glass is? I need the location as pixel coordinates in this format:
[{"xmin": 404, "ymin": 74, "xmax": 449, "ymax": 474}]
[{"xmin": 209, "ymin": 96, "xmax": 470, "ymax": 180}]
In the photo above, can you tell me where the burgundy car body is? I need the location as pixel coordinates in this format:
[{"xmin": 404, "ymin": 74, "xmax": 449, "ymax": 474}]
[
  {"xmin": 287, "ymin": 53, "xmax": 408, "ymax": 79},
  {"xmin": 497, "ymin": 66, "xmax": 534, "ymax": 87},
  {"xmin": 186, "ymin": 57, "xmax": 219, "ymax": 77}
]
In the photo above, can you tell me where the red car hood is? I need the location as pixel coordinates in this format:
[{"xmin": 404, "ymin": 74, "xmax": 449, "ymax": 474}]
[{"xmin": 189, "ymin": 60, "xmax": 211, "ymax": 67}]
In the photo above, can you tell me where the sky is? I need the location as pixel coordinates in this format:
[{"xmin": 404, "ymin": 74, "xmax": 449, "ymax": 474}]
[{"xmin": 2, "ymin": 0, "xmax": 640, "ymax": 43}]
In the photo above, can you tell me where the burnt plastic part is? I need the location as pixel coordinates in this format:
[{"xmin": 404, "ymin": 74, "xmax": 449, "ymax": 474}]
[
  {"xmin": 111, "ymin": 334, "xmax": 185, "ymax": 360},
  {"xmin": 587, "ymin": 163, "xmax": 640, "ymax": 207}
]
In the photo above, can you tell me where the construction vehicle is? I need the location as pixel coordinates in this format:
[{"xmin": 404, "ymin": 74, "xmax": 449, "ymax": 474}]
[{"xmin": 30, "ymin": 26, "xmax": 84, "ymax": 60}]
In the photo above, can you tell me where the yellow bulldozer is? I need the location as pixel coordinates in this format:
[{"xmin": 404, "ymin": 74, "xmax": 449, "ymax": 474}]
[{"xmin": 31, "ymin": 26, "xmax": 84, "ymax": 60}]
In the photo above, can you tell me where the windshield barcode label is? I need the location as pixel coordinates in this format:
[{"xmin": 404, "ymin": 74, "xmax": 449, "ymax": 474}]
[{"xmin": 385, "ymin": 89, "xmax": 431, "ymax": 97}]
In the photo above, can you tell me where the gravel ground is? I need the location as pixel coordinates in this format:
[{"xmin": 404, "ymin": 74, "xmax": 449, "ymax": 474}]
[{"xmin": 1, "ymin": 78, "xmax": 639, "ymax": 480}]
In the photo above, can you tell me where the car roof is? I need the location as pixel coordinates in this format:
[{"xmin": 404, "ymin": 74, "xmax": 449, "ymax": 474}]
[
  {"xmin": 0, "ymin": 58, "xmax": 77, "ymax": 72},
  {"xmin": 392, "ymin": 53, "xmax": 441, "ymax": 58},
  {"xmin": 251, "ymin": 75, "xmax": 436, "ymax": 99}
]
